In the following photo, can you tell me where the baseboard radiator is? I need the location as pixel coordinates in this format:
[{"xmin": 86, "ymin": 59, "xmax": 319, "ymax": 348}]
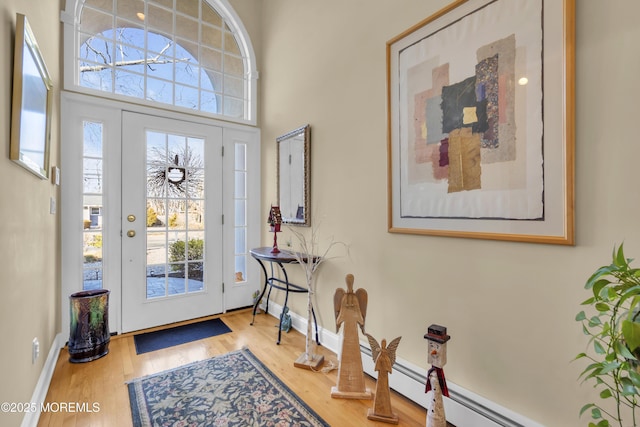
[{"xmin": 265, "ymin": 302, "xmax": 544, "ymax": 427}]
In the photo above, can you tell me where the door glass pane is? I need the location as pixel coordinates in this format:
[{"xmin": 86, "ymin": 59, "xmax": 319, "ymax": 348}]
[
  {"xmin": 146, "ymin": 131, "xmax": 206, "ymax": 299},
  {"xmin": 82, "ymin": 121, "xmax": 104, "ymax": 290}
]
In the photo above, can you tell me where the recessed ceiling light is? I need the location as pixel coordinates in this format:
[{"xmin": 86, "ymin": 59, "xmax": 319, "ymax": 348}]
[
  {"xmin": 136, "ymin": 12, "xmax": 145, "ymax": 21},
  {"xmin": 518, "ymin": 77, "xmax": 528, "ymax": 86}
]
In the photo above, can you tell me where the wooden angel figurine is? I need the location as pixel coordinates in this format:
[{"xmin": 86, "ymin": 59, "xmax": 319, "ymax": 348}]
[
  {"xmin": 331, "ymin": 274, "xmax": 372, "ymax": 399},
  {"xmin": 365, "ymin": 333, "xmax": 402, "ymax": 424}
]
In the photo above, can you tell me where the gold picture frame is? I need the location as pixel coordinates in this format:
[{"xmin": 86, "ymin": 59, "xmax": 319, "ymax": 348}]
[
  {"xmin": 10, "ymin": 13, "xmax": 53, "ymax": 180},
  {"xmin": 387, "ymin": 0, "xmax": 575, "ymax": 245}
]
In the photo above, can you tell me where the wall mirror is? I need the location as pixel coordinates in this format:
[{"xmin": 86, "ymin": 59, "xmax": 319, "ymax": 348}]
[
  {"xmin": 10, "ymin": 13, "xmax": 53, "ymax": 180},
  {"xmin": 277, "ymin": 125, "xmax": 310, "ymax": 226}
]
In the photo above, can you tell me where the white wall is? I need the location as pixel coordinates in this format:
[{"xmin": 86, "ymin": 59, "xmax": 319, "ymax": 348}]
[
  {"xmin": 0, "ymin": 0, "xmax": 61, "ymax": 426},
  {"xmin": 256, "ymin": 1, "xmax": 640, "ymax": 426}
]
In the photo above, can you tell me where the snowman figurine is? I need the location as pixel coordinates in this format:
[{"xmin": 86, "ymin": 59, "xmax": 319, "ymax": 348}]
[{"xmin": 424, "ymin": 324, "xmax": 450, "ymax": 427}]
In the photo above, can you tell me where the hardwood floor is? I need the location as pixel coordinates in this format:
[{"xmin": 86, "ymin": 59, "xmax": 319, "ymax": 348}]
[{"xmin": 38, "ymin": 309, "xmax": 428, "ymax": 426}]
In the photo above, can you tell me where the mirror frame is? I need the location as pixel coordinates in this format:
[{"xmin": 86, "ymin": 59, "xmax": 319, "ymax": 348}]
[
  {"xmin": 277, "ymin": 124, "xmax": 311, "ymax": 226},
  {"xmin": 10, "ymin": 13, "xmax": 53, "ymax": 180}
]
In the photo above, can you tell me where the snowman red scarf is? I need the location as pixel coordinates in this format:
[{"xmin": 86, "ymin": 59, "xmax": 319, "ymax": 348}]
[{"xmin": 425, "ymin": 366, "xmax": 449, "ymax": 397}]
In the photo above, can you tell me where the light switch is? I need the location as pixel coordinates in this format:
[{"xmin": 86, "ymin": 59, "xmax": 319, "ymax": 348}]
[
  {"xmin": 50, "ymin": 197, "xmax": 56, "ymax": 214},
  {"xmin": 51, "ymin": 166, "xmax": 60, "ymax": 186}
]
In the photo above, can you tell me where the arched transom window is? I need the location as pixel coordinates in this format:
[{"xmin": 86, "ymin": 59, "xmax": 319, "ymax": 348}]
[{"xmin": 63, "ymin": 0, "xmax": 257, "ymax": 123}]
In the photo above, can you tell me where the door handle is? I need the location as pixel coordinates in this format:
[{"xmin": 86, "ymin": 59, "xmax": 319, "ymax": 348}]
[
  {"xmin": 127, "ymin": 230, "xmax": 136, "ymax": 238},
  {"xmin": 127, "ymin": 214, "xmax": 136, "ymax": 222}
]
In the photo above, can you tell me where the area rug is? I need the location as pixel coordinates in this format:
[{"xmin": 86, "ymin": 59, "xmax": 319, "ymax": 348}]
[
  {"xmin": 133, "ymin": 318, "xmax": 232, "ymax": 354},
  {"xmin": 127, "ymin": 347, "xmax": 329, "ymax": 427}
]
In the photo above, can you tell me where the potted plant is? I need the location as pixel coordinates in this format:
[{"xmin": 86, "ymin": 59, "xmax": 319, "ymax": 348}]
[{"xmin": 575, "ymin": 244, "xmax": 640, "ymax": 426}]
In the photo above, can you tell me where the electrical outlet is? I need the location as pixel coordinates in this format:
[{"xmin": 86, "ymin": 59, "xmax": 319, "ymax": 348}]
[
  {"xmin": 32, "ymin": 338, "xmax": 40, "ymax": 364},
  {"xmin": 49, "ymin": 197, "xmax": 56, "ymax": 214}
]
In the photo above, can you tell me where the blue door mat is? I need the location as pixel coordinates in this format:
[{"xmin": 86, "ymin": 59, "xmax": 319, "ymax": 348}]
[{"xmin": 133, "ymin": 318, "xmax": 232, "ymax": 354}]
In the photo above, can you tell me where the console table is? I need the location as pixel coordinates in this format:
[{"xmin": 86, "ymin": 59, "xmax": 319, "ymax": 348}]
[{"xmin": 249, "ymin": 247, "xmax": 320, "ymax": 345}]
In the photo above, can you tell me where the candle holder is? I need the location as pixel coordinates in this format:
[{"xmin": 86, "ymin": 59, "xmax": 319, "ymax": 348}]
[{"xmin": 268, "ymin": 205, "xmax": 282, "ymax": 253}]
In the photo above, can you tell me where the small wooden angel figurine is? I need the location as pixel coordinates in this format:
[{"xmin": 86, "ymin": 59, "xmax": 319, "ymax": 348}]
[
  {"xmin": 425, "ymin": 324, "xmax": 451, "ymax": 427},
  {"xmin": 331, "ymin": 274, "xmax": 372, "ymax": 399},
  {"xmin": 365, "ymin": 333, "xmax": 402, "ymax": 424}
]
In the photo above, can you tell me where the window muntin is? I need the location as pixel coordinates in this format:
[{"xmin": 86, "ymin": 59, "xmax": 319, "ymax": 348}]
[{"xmin": 75, "ymin": 0, "xmax": 251, "ymax": 121}]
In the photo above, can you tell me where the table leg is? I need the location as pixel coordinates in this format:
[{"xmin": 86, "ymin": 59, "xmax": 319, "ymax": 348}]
[
  {"xmin": 250, "ymin": 259, "xmax": 269, "ymax": 326},
  {"xmin": 276, "ymin": 261, "xmax": 288, "ymax": 345},
  {"xmin": 250, "ymin": 252, "xmax": 318, "ymax": 346}
]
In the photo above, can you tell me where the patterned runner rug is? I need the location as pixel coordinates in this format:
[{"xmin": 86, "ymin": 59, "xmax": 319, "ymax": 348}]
[{"xmin": 127, "ymin": 347, "xmax": 329, "ymax": 427}]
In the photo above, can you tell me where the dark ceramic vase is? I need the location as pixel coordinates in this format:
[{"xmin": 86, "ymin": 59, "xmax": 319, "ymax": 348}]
[{"xmin": 68, "ymin": 289, "xmax": 110, "ymax": 363}]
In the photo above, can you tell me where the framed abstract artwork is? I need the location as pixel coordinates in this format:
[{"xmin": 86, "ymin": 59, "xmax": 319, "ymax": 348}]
[
  {"xmin": 386, "ymin": 0, "xmax": 575, "ymax": 245},
  {"xmin": 10, "ymin": 13, "xmax": 53, "ymax": 180}
]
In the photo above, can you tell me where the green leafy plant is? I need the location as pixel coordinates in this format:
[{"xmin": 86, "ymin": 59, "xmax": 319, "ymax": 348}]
[
  {"xmin": 576, "ymin": 244, "xmax": 640, "ymax": 426},
  {"xmin": 84, "ymin": 254, "xmax": 100, "ymax": 263},
  {"xmin": 168, "ymin": 238, "xmax": 204, "ymax": 279}
]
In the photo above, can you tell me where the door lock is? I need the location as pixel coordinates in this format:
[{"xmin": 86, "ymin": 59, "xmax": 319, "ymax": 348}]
[{"xmin": 127, "ymin": 230, "xmax": 136, "ymax": 238}]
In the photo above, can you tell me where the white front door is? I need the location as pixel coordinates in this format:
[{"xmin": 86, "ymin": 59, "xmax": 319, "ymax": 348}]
[
  {"xmin": 121, "ymin": 112, "xmax": 223, "ymax": 332},
  {"xmin": 61, "ymin": 94, "xmax": 262, "ymax": 338}
]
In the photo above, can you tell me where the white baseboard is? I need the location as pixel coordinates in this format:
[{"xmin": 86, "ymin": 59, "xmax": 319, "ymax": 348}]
[
  {"xmin": 21, "ymin": 333, "xmax": 65, "ymax": 427},
  {"xmin": 266, "ymin": 302, "xmax": 544, "ymax": 427}
]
